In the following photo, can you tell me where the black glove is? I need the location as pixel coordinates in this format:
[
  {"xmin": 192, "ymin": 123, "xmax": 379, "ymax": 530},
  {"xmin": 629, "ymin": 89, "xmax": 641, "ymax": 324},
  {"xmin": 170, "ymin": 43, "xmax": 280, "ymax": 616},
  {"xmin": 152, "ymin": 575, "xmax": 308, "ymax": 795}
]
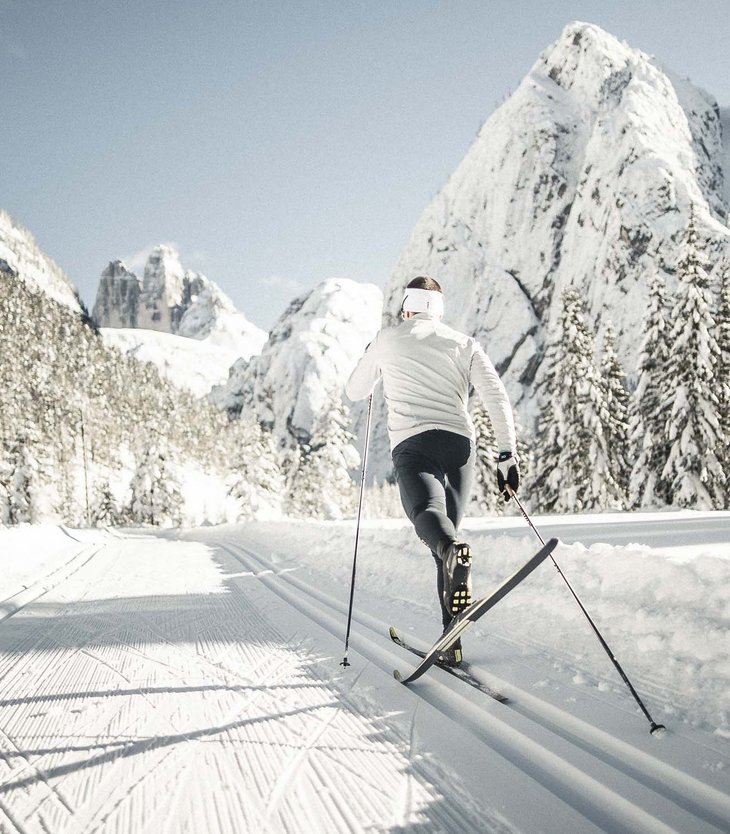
[{"xmin": 497, "ymin": 451, "xmax": 519, "ymax": 501}]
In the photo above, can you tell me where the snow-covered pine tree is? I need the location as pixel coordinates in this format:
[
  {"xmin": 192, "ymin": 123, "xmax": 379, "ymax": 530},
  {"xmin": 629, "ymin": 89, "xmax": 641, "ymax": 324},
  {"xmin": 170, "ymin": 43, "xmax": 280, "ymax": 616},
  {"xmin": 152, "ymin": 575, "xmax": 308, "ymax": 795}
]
[
  {"xmin": 127, "ymin": 444, "xmax": 183, "ymax": 526},
  {"xmin": 0, "ymin": 456, "xmax": 11, "ymax": 525},
  {"xmin": 715, "ymin": 262, "xmax": 730, "ymax": 508},
  {"xmin": 285, "ymin": 397, "xmax": 358, "ymax": 519},
  {"xmin": 534, "ymin": 289, "xmax": 623, "ymax": 512},
  {"xmin": 228, "ymin": 414, "xmax": 284, "ymax": 520},
  {"xmin": 3, "ymin": 435, "xmax": 39, "ymax": 524},
  {"xmin": 661, "ymin": 212, "xmax": 725, "ymax": 508},
  {"xmin": 600, "ymin": 322, "xmax": 630, "ymax": 501},
  {"xmin": 91, "ymin": 480, "xmax": 121, "ymax": 527},
  {"xmin": 629, "ymin": 270, "xmax": 673, "ymax": 507},
  {"xmin": 470, "ymin": 402, "xmax": 501, "ymax": 514}
]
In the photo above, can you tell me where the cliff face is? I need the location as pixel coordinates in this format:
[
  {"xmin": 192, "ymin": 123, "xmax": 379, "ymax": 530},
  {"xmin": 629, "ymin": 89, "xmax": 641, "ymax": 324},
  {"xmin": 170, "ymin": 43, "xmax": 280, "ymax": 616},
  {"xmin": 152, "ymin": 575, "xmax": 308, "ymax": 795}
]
[{"xmin": 93, "ymin": 260, "xmax": 141, "ymax": 328}]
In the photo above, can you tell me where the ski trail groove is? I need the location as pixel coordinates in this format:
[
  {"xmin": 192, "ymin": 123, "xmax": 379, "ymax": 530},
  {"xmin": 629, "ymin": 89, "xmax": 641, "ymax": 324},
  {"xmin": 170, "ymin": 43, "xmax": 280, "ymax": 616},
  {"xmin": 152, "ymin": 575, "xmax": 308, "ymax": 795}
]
[
  {"xmin": 224, "ymin": 536, "xmax": 730, "ymax": 834},
  {"xmin": 0, "ymin": 545, "xmax": 103, "ymax": 624}
]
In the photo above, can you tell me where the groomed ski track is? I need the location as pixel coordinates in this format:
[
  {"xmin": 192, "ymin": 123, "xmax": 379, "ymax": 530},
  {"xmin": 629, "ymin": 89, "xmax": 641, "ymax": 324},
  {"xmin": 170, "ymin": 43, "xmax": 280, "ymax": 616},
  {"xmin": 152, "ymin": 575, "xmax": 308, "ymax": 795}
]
[{"xmin": 0, "ymin": 523, "xmax": 728, "ymax": 834}]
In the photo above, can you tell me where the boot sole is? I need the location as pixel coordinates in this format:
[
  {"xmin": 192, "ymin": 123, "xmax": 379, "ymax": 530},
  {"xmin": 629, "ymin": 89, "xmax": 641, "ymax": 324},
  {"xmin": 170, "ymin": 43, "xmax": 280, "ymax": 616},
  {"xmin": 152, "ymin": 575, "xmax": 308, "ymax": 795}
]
[{"xmin": 447, "ymin": 544, "xmax": 472, "ymax": 615}]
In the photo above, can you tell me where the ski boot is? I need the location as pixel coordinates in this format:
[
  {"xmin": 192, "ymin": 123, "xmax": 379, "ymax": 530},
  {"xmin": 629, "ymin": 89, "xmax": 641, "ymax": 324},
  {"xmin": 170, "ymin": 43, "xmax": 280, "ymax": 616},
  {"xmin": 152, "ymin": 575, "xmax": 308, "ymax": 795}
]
[{"xmin": 442, "ymin": 541, "xmax": 472, "ymax": 616}]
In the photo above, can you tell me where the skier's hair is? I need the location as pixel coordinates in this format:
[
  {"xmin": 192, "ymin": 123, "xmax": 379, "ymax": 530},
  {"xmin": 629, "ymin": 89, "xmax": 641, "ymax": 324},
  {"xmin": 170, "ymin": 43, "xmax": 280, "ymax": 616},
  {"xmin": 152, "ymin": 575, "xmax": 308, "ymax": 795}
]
[{"xmin": 407, "ymin": 276, "xmax": 442, "ymax": 293}]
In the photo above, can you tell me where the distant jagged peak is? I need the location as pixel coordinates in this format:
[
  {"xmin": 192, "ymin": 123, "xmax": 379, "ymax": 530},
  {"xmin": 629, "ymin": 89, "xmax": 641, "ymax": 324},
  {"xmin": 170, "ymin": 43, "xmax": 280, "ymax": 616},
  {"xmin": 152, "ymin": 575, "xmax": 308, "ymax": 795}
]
[
  {"xmin": 93, "ymin": 241, "xmax": 268, "ymax": 362},
  {"xmin": 142, "ymin": 244, "xmax": 186, "ymax": 306},
  {"xmin": 101, "ymin": 259, "xmax": 137, "ymax": 281}
]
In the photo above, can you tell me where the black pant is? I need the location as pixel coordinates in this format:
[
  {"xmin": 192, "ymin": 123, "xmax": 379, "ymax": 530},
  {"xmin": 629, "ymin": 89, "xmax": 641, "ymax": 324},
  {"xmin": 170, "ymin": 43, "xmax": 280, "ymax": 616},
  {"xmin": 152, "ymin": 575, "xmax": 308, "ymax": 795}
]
[{"xmin": 392, "ymin": 430, "xmax": 475, "ymax": 627}]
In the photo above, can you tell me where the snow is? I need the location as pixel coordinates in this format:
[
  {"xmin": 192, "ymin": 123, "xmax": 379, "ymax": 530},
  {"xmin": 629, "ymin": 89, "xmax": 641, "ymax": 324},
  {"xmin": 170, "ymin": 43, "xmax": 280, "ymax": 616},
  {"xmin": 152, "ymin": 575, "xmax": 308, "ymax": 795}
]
[
  {"xmin": 0, "ymin": 210, "xmax": 83, "ymax": 314},
  {"xmin": 1, "ymin": 512, "xmax": 729, "ymax": 833},
  {"xmin": 100, "ymin": 327, "xmax": 244, "ymax": 397}
]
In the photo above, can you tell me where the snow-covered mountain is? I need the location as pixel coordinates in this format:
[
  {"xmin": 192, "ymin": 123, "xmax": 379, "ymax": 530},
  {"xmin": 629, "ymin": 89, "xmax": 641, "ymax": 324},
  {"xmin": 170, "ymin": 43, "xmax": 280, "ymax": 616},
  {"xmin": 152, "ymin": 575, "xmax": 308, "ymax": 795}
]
[
  {"xmin": 211, "ymin": 278, "xmax": 382, "ymax": 447},
  {"xmin": 0, "ymin": 210, "xmax": 85, "ymax": 314},
  {"xmin": 93, "ymin": 246, "xmax": 267, "ymax": 394},
  {"xmin": 382, "ymin": 21, "xmax": 730, "ymax": 435},
  {"xmin": 99, "ymin": 328, "xmax": 243, "ymax": 398}
]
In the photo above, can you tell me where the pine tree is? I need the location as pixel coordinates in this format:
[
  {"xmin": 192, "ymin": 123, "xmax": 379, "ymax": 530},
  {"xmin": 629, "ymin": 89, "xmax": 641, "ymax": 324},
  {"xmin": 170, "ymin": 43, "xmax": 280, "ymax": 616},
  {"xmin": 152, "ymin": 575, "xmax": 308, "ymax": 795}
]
[
  {"xmin": 715, "ymin": 263, "xmax": 730, "ymax": 508},
  {"xmin": 3, "ymin": 435, "xmax": 39, "ymax": 524},
  {"xmin": 470, "ymin": 402, "xmax": 502, "ymax": 514},
  {"xmin": 127, "ymin": 444, "xmax": 183, "ymax": 526},
  {"xmin": 286, "ymin": 398, "xmax": 358, "ymax": 519},
  {"xmin": 661, "ymin": 213, "xmax": 725, "ymax": 508},
  {"xmin": 629, "ymin": 270, "xmax": 673, "ymax": 507},
  {"xmin": 600, "ymin": 322, "xmax": 630, "ymax": 503},
  {"xmin": 535, "ymin": 289, "xmax": 621, "ymax": 512},
  {"xmin": 228, "ymin": 415, "xmax": 284, "ymax": 520},
  {"xmin": 0, "ymin": 457, "xmax": 11, "ymax": 525},
  {"xmin": 91, "ymin": 480, "xmax": 121, "ymax": 527}
]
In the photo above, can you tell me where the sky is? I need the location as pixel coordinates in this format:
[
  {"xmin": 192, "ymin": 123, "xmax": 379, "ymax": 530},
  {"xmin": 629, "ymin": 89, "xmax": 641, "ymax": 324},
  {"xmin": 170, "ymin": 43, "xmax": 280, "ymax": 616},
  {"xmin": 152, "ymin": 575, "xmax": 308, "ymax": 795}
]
[{"xmin": 2, "ymin": 0, "xmax": 729, "ymax": 330}]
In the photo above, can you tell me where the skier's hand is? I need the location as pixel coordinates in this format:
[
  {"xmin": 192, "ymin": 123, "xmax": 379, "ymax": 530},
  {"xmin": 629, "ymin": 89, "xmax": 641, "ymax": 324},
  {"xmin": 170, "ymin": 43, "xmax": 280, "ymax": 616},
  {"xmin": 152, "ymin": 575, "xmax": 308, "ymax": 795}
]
[{"xmin": 497, "ymin": 452, "xmax": 519, "ymax": 501}]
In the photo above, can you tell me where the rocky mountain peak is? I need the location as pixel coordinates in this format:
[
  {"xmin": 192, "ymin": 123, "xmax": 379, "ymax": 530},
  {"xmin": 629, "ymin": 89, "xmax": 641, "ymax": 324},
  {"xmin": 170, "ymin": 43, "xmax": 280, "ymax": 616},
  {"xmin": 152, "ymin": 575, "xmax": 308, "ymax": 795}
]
[
  {"xmin": 537, "ymin": 21, "xmax": 634, "ymax": 98},
  {"xmin": 93, "ymin": 246, "xmax": 267, "ymax": 359},
  {"xmin": 142, "ymin": 245, "xmax": 186, "ymax": 312}
]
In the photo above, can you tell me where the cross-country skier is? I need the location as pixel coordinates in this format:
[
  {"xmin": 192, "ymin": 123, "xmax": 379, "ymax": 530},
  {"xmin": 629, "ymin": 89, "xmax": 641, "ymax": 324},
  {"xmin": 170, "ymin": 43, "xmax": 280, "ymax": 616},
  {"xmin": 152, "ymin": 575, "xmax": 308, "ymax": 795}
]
[{"xmin": 345, "ymin": 276, "xmax": 520, "ymax": 666}]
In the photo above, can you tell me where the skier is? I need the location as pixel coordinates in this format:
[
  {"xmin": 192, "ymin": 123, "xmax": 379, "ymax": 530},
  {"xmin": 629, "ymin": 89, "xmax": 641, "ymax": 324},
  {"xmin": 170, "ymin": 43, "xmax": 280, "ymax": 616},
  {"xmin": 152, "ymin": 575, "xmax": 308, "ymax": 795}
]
[{"xmin": 345, "ymin": 276, "xmax": 520, "ymax": 666}]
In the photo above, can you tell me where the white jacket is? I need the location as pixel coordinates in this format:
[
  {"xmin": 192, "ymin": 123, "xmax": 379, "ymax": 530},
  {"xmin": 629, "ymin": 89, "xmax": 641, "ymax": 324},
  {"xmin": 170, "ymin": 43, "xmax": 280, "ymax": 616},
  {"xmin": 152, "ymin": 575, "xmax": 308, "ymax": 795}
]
[{"xmin": 345, "ymin": 312, "xmax": 516, "ymax": 452}]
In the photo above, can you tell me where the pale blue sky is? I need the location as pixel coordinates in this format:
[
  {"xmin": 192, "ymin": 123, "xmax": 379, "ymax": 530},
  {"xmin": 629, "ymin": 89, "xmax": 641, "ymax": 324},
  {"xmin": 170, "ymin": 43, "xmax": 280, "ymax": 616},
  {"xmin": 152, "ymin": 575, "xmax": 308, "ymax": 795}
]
[{"xmin": 2, "ymin": 0, "xmax": 728, "ymax": 329}]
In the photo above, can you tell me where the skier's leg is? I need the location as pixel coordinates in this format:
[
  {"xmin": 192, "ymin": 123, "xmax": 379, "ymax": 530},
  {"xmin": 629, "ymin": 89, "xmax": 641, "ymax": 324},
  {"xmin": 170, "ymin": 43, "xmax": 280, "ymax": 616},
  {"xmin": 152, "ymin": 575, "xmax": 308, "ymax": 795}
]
[
  {"xmin": 392, "ymin": 434, "xmax": 456, "ymax": 554},
  {"xmin": 431, "ymin": 549, "xmax": 452, "ymax": 629},
  {"xmin": 444, "ymin": 438, "xmax": 476, "ymax": 531},
  {"xmin": 393, "ymin": 432, "xmax": 475, "ymax": 630},
  {"xmin": 392, "ymin": 433, "xmax": 456, "ymax": 627},
  {"xmin": 440, "ymin": 435, "xmax": 476, "ymax": 620}
]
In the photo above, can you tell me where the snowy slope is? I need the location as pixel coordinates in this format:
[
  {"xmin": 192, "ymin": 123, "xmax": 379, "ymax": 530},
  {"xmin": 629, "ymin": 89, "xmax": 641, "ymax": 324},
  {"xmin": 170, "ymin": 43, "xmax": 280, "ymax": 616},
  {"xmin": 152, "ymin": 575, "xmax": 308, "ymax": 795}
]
[
  {"xmin": 0, "ymin": 513, "xmax": 728, "ymax": 833},
  {"xmin": 100, "ymin": 327, "xmax": 243, "ymax": 397},
  {"xmin": 0, "ymin": 210, "xmax": 84, "ymax": 314},
  {"xmin": 211, "ymin": 278, "xmax": 382, "ymax": 445},
  {"xmin": 382, "ymin": 21, "xmax": 730, "ymax": 432}
]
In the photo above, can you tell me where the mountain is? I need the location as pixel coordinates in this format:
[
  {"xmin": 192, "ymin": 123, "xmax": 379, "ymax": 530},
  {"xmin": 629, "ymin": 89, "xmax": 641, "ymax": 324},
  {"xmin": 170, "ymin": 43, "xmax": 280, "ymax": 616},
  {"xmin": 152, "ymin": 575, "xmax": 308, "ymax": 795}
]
[
  {"xmin": 0, "ymin": 210, "xmax": 85, "ymax": 314},
  {"xmin": 99, "ymin": 328, "xmax": 246, "ymax": 398},
  {"xmin": 211, "ymin": 278, "xmax": 382, "ymax": 446},
  {"xmin": 92, "ymin": 246, "xmax": 267, "ymax": 395},
  {"xmin": 380, "ymin": 21, "xmax": 729, "ymax": 446}
]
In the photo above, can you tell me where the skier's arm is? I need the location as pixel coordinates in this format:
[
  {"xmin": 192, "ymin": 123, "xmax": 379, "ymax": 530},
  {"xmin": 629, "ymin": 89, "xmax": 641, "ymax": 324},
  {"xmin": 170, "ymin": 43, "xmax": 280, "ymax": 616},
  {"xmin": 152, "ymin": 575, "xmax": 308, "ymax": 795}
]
[
  {"xmin": 469, "ymin": 343, "xmax": 517, "ymax": 453},
  {"xmin": 345, "ymin": 335, "xmax": 381, "ymax": 400}
]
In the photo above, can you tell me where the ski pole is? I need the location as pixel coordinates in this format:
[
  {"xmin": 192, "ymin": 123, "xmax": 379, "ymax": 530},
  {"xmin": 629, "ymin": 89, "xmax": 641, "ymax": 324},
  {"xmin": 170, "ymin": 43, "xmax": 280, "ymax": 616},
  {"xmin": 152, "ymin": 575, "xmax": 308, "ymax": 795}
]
[
  {"xmin": 507, "ymin": 486, "xmax": 666, "ymax": 735},
  {"xmin": 341, "ymin": 394, "xmax": 373, "ymax": 668}
]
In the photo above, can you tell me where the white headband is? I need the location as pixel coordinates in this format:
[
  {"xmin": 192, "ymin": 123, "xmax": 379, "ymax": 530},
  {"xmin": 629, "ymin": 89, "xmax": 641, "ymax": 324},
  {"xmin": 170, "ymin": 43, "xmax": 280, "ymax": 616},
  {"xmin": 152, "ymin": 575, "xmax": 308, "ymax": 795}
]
[{"xmin": 401, "ymin": 287, "xmax": 444, "ymax": 317}]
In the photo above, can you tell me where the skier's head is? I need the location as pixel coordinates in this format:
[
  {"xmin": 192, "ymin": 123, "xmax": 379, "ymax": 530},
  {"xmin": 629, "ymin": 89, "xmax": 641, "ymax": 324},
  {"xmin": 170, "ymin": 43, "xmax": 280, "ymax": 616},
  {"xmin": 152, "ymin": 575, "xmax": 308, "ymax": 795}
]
[{"xmin": 401, "ymin": 276, "xmax": 444, "ymax": 319}]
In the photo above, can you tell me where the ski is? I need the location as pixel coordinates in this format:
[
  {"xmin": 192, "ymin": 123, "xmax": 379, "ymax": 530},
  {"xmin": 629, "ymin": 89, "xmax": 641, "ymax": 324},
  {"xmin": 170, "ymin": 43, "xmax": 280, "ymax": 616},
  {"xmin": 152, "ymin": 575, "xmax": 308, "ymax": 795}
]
[
  {"xmin": 394, "ymin": 537, "xmax": 559, "ymax": 687},
  {"xmin": 389, "ymin": 626, "xmax": 507, "ymax": 702}
]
